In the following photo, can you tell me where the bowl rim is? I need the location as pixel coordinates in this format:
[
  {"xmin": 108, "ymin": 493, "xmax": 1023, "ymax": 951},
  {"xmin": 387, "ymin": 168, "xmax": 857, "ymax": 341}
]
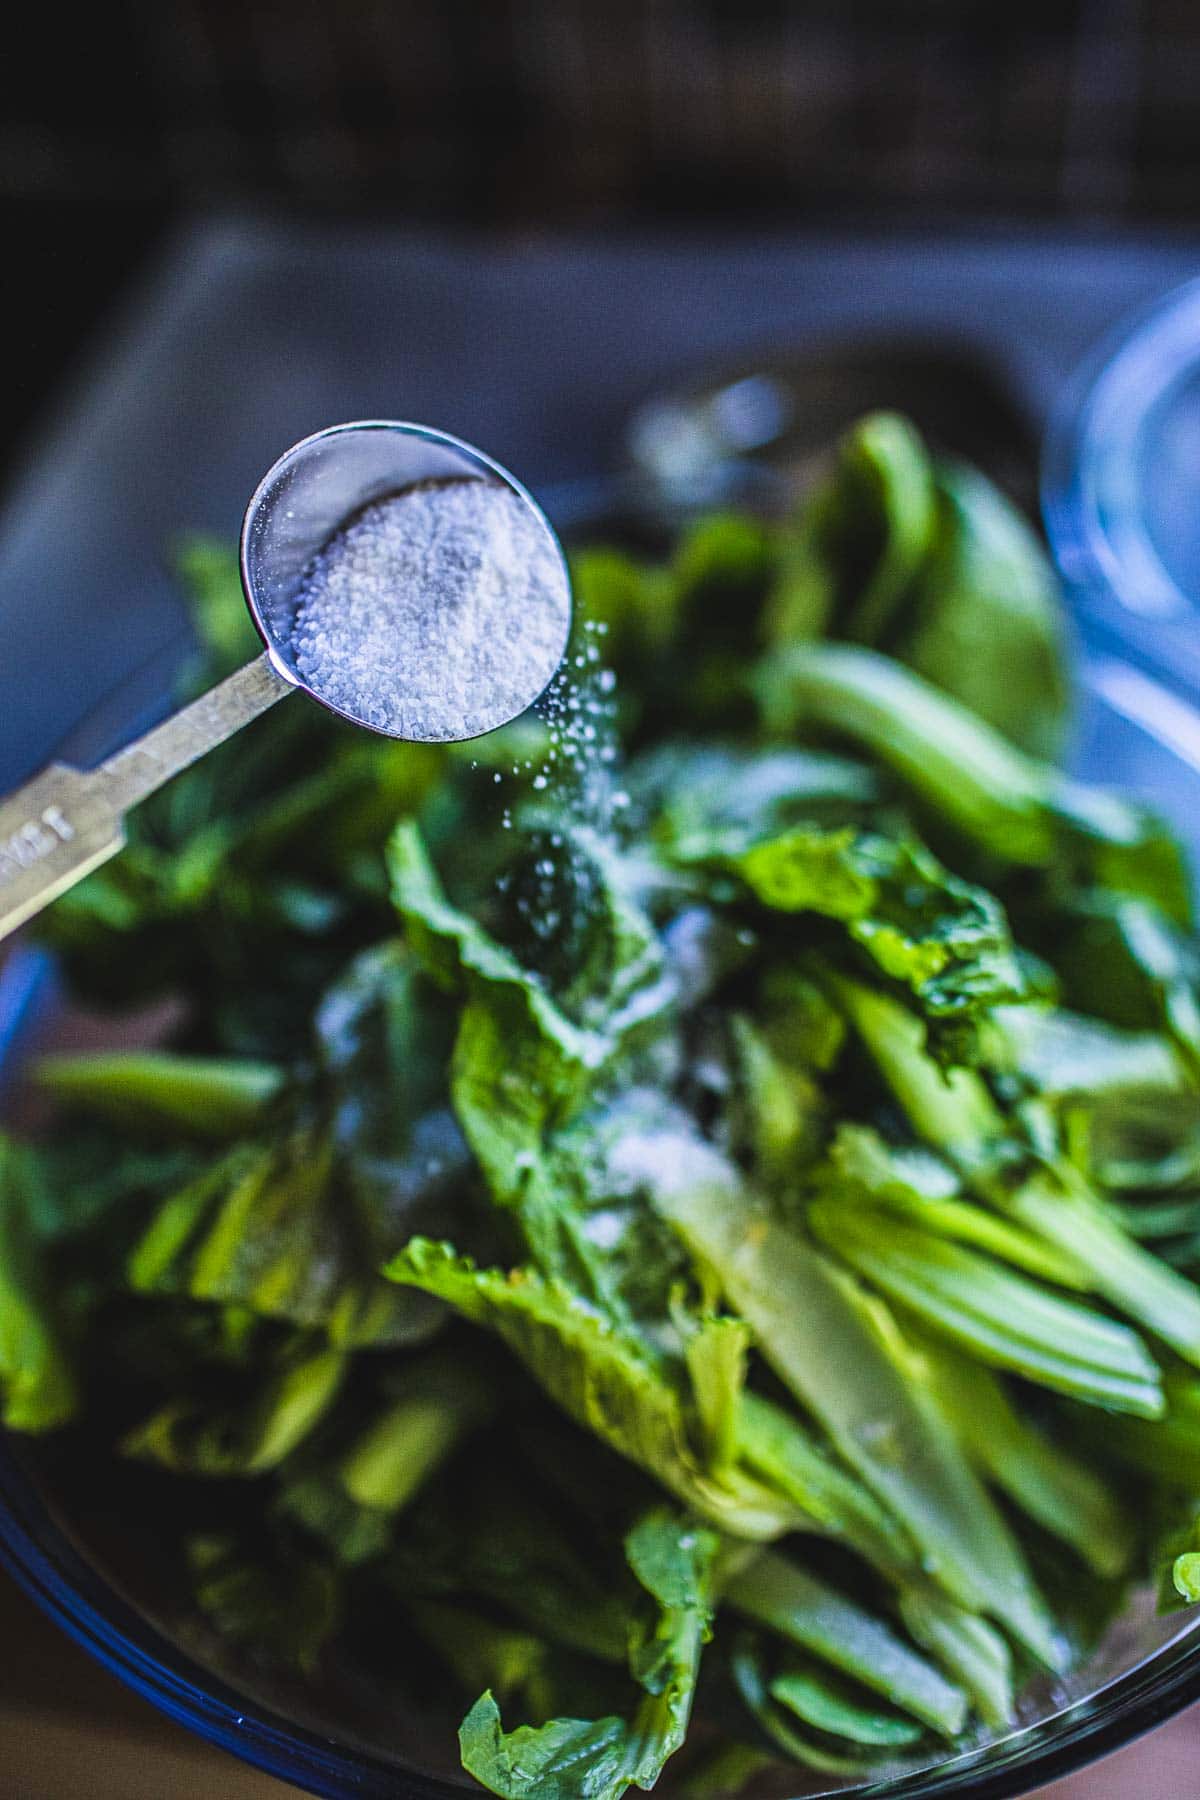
[{"xmin": 1042, "ymin": 272, "xmax": 1200, "ymax": 626}]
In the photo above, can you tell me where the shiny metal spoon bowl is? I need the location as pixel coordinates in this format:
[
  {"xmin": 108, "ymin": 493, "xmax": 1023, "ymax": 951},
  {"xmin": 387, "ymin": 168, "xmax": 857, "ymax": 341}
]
[
  {"xmin": 242, "ymin": 420, "xmax": 572, "ymax": 739},
  {"xmin": 0, "ymin": 421, "xmax": 572, "ymax": 943}
]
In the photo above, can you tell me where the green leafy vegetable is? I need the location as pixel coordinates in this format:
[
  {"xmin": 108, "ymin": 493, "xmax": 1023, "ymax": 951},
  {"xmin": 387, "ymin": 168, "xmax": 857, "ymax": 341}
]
[
  {"xmin": 127, "ymin": 1128, "xmax": 427, "ymax": 1349},
  {"xmin": 1161, "ymin": 1516, "xmax": 1200, "ymax": 1609},
  {"xmin": 123, "ymin": 1342, "xmax": 346, "ymax": 1476},
  {"xmin": 726, "ymin": 1633, "xmax": 879, "ymax": 1777},
  {"xmin": 895, "ymin": 1584, "xmax": 1013, "ymax": 1730},
  {"xmin": 623, "ymin": 1120, "xmax": 1060, "ymax": 1666},
  {"xmin": 918, "ymin": 1340, "xmax": 1133, "ymax": 1580},
  {"xmin": 735, "ymin": 1390, "xmax": 915, "ymax": 1578},
  {"xmin": 757, "ymin": 643, "xmax": 1190, "ymax": 921},
  {"xmin": 385, "ymin": 1239, "xmax": 798, "ymax": 1540},
  {"xmin": 766, "ymin": 413, "xmax": 1066, "ymax": 757},
  {"xmin": 808, "ymin": 1199, "xmax": 1164, "ymax": 1415},
  {"xmin": 186, "ymin": 1532, "xmax": 340, "ymax": 1674},
  {"xmin": 36, "ymin": 1051, "xmax": 284, "ymax": 1139},
  {"xmin": 724, "ymin": 1550, "xmax": 967, "ymax": 1738},
  {"xmin": 896, "ymin": 459, "xmax": 1067, "ymax": 759},
  {"xmin": 769, "ymin": 1662, "xmax": 924, "ymax": 1748},
  {"xmin": 833, "ymin": 975, "xmax": 1200, "ymax": 1367},
  {"xmin": 459, "ymin": 1509, "xmax": 717, "ymax": 1800},
  {"xmin": 278, "ymin": 1349, "xmax": 492, "ymax": 1564},
  {"xmin": 0, "ymin": 1138, "xmax": 76, "ymax": 1430},
  {"xmin": 692, "ymin": 823, "xmax": 1029, "ymax": 1061},
  {"xmin": 7, "ymin": 413, "xmax": 1200, "ymax": 1799}
]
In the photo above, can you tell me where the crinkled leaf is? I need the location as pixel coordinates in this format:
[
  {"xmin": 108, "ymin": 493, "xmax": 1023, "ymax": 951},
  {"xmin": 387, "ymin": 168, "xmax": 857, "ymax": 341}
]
[
  {"xmin": 707, "ymin": 824, "xmax": 1028, "ymax": 1060},
  {"xmin": 540, "ymin": 1089, "xmax": 696, "ymax": 1328},
  {"xmin": 389, "ymin": 819, "xmax": 615, "ymax": 1292},
  {"xmin": 459, "ymin": 1509, "xmax": 717, "ymax": 1800},
  {"xmin": 492, "ymin": 823, "xmax": 669, "ymax": 1037},
  {"xmin": 385, "ymin": 1239, "xmax": 799, "ymax": 1540}
]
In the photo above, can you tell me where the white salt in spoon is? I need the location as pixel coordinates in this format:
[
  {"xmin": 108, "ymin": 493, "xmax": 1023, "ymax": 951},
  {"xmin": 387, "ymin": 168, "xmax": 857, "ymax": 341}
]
[{"xmin": 0, "ymin": 421, "xmax": 573, "ymax": 943}]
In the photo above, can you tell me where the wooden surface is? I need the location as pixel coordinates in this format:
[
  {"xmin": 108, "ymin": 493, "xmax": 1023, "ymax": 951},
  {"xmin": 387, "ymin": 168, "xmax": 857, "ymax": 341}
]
[{"xmin": 1, "ymin": 1566, "xmax": 1197, "ymax": 1799}]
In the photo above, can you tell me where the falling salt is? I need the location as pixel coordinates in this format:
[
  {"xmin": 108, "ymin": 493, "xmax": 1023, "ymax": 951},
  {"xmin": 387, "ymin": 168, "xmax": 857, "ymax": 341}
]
[{"xmin": 290, "ymin": 477, "xmax": 570, "ymax": 742}]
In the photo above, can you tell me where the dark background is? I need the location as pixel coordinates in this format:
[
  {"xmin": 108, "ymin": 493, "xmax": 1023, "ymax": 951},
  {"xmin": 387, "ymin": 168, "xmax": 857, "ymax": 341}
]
[{"xmin": 5, "ymin": 0, "xmax": 1200, "ymax": 465}]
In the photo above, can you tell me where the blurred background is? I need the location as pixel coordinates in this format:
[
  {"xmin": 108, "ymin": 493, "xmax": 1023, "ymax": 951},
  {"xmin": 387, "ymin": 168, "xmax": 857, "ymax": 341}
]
[
  {"xmin": 4, "ymin": 3, "xmax": 1200, "ymax": 1797},
  {"xmin": 6, "ymin": 0, "xmax": 1200, "ymax": 463}
]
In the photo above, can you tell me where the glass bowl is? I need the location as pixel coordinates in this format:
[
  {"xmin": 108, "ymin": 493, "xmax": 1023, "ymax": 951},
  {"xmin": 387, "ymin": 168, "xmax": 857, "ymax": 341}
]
[
  {"xmin": 5, "ymin": 440, "xmax": 1200, "ymax": 1798},
  {"xmin": 1043, "ymin": 274, "xmax": 1200, "ymax": 696}
]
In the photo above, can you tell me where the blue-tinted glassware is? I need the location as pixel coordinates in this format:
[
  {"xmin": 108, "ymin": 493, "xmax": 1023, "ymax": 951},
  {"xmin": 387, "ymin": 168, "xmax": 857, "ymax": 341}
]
[
  {"xmin": 1044, "ymin": 275, "xmax": 1200, "ymax": 693},
  {"xmin": 5, "ymin": 424, "xmax": 1200, "ymax": 1792}
]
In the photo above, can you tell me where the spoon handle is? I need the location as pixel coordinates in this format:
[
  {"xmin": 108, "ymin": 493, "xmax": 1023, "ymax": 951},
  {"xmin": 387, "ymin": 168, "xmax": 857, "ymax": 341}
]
[{"xmin": 0, "ymin": 653, "xmax": 292, "ymax": 945}]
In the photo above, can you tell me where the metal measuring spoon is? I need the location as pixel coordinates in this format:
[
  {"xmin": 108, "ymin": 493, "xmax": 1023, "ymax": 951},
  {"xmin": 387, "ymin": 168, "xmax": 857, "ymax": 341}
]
[{"xmin": 0, "ymin": 421, "xmax": 572, "ymax": 944}]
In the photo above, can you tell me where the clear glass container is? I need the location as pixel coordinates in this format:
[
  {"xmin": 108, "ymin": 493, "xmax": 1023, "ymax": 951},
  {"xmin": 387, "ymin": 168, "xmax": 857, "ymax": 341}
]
[
  {"xmin": 5, "ymin": 400, "xmax": 1200, "ymax": 1793},
  {"xmin": 1044, "ymin": 274, "xmax": 1200, "ymax": 695}
]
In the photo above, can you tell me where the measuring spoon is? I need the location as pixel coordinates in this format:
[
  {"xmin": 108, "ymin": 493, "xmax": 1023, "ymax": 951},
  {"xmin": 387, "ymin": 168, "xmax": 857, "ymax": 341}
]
[{"xmin": 0, "ymin": 421, "xmax": 572, "ymax": 944}]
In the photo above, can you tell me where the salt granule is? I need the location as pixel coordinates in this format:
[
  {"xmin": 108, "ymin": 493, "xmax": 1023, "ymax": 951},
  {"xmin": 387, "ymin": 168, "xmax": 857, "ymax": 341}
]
[{"xmin": 290, "ymin": 477, "xmax": 570, "ymax": 742}]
